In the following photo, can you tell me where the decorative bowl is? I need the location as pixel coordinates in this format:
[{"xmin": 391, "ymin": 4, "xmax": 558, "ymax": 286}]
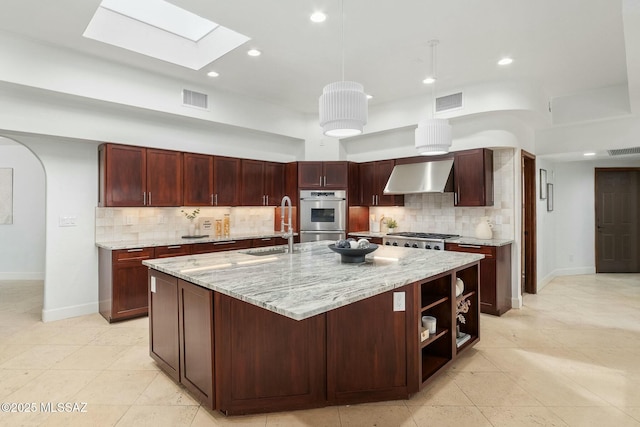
[{"xmin": 328, "ymin": 243, "xmax": 379, "ymax": 263}]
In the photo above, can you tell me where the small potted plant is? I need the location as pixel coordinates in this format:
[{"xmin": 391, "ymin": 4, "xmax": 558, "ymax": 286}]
[{"xmin": 385, "ymin": 218, "xmax": 398, "ymax": 231}]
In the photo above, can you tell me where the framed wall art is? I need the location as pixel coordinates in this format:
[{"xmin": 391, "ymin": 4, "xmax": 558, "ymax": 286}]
[
  {"xmin": 539, "ymin": 168, "xmax": 547, "ymax": 199},
  {"xmin": 0, "ymin": 168, "xmax": 13, "ymax": 224},
  {"xmin": 546, "ymin": 183, "xmax": 554, "ymax": 212}
]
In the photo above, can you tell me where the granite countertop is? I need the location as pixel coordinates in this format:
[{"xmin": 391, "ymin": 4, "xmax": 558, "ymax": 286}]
[
  {"xmin": 142, "ymin": 240, "xmax": 483, "ymax": 321},
  {"xmin": 348, "ymin": 231, "xmax": 513, "ymax": 247},
  {"xmin": 96, "ymin": 232, "xmax": 295, "ymax": 250}
]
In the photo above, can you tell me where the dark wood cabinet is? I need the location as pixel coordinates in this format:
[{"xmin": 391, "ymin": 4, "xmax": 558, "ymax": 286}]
[
  {"xmin": 298, "ymin": 161, "xmax": 348, "ymax": 189},
  {"xmin": 214, "ymin": 292, "xmax": 326, "ymax": 415},
  {"xmin": 99, "ymin": 144, "xmax": 146, "ymax": 207},
  {"xmin": 179, "ymin": 279, "xmax": 215, "ymax": 408},
  {"xmin": 446, "ymin": 243, "xmax": 511, "ymax": 316},
  {"xmin": 453, "ymin": 148, "xmax": 493, "ymax": 206},
  {"xmin": 148, "ymin": 270, "xmax": 215, "ymax": 407},
  {"xmin": 99, "ymin": 247, "xmax": 155, "ymax": 322},
  {"xmin": 191, "ymin": 239, "xmax": 251, "ymax": 254},
  {"xmin": 183, "ymin": 153, "xmax": 214, "ymax": 206},
  {"xmin": 149, "ymin": 269, "xmax": 180, "ymax": 381},
  {"xmin": 155, "ymin": 244, "xmax": 191, "ymax": 258},
  {"xmin": 359, "ymin": 160, "xmax": 404, "ymax": 207},
  {"xmin": 99, "ymin": 144, "xmax": 182, "ymax": 207},
  {"xmin": 213, "ymin": 156, "xmax": 241, "ymax": 206},
  {"xmin": 327, "ymin": 285, "xmax": 413, "ymax": 403},
  {"xmin": 241, "ymin": 160, "xmax": 285, "ymax": 206}
]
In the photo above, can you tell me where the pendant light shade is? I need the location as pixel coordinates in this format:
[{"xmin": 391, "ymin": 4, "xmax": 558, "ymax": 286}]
[
  {"xmin": 318, "ymin": 0, "xmax": 367, "ymax": 137},
  {"xmin": 319, "ymin": 81, "xmax": 368, "ymax": 137},
  {"xmin": 415, "ymin": 118, "xmax": 452, "ymax": 155},
  {"xmin": 415, "ymin": 40, "xmax": 452, "ymax": 155}
]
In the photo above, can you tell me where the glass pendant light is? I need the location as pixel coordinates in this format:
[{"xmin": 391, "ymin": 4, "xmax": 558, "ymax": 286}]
[
  {"xmin": 415, "ymin": 40, "xmax": 452, "ymax": 155},
  {"xmin": 319, "ymin": 0, "xmax": 367, "ymax": 137}
]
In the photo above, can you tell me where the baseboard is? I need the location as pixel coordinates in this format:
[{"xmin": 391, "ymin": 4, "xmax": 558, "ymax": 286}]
[
  {"xmin": 42, "ymin": 302, "xmax": 98, "ymax": 323},
  {"xmin": 0, "ymin": 272, "xmax": 45, "ymax": 281},
  {"xmin": 537, "ymin": 266, "xmax": 596, "ymax": 292}
]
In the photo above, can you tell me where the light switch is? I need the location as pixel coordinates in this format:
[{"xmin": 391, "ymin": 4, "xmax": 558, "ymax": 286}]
[
  {"xmin": 150, "ymin": 276, "xmax": 156, "ymax": 293},
  {"xmin": 58, "ymin": 216, "xmax": 77, "ymax": 227},
  {"xmin": 393, "ymin": 292, "xmax": 405, "ymax": 311}
]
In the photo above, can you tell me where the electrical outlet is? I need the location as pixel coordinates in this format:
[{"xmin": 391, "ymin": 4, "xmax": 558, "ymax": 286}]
[
  {"xmin": 393, "ymin": 292, "xmax": 405, "ymax": 312},
  {"xmin": 58, "ymin": 216, "xmax": 77, "ymax": 227}
]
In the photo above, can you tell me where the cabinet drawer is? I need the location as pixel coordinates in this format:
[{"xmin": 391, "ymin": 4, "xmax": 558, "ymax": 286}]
[
  {"xmin": 446, "ymin": 243, "xmax": 495, "ymax": 258},
  {"xmin": 155, "ymin": 245, "xmax": 191, "ymax": 258},
  {"xmin": 191, "ymin": 239, "xmax": 251, "ymax": 254},
  {"xmin": 251, "ymin": 237, "xmax": 289, "ymax": 247},
  {"xmin": 113, "ymin": 247, "xmax": 155, "ymax": 262}
]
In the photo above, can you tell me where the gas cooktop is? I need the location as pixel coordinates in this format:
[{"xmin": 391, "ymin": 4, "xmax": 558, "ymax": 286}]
[{"xmin": 386, "ymin": 232, "xmax": 460, "ymax": 240}]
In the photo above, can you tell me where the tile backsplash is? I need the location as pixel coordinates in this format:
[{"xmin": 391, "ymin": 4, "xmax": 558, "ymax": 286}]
[
  {"xmin": 95, "ymin": 206, "xmax": 275, "ymax": 242},
  {"xmin": 369, "ymin": 148, "xmax": 515, "ymax": 240}
]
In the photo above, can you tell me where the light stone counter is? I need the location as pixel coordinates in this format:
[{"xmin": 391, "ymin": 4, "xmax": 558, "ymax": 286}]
[
  {"xmin": 142, "ymin": 240, "xmax": 483, "ymax": 321},
  {"xmin": 96, "ymin": 232, "xmax": 294, "ymax": 250}
]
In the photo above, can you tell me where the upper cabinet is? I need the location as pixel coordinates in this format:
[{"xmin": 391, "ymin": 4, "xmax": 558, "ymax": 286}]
[
  {"xmin": 99, "ymin": 144, "xmax": 182, "ymax": 207},
  {"xmin": 213, "ymin": 156, "xmax": 242, "ymax": 206},
  {"xmin": 240, "ymin": 160, "xmax": 285, "ymax": 206},
  {"xmin": 453, "ymin": 148, "xmax": 494, "ymax": 207},
  {"xmin": 183, "ymin": 153, "xmax": 214, "ymax": 206},
  {"xmin": 359, "ymin": 160, "xmax": 404, "ymax": 207},
  {"xmin": 298, "ymin": 161, "xmax": 348, "ymax": 189}
]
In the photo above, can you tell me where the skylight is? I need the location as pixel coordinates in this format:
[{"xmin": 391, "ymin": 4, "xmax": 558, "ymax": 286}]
[{"xmin": 83, "ymin": 0, "xmax": 250, "ymax": 70}]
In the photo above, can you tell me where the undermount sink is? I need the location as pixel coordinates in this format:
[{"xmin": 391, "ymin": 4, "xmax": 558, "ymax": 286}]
[{"xmin": 245, "ymin": 247, "xmax": 297, "ymax": 256}]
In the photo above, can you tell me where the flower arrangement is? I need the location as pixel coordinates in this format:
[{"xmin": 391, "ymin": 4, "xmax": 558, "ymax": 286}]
[
  {"xmin": 181, "ymin": 208, "xmax": 200, "ymax": 220},
  {"xmin": 456, "ymin": 297, "xmax": 471, "ymax": 324},
  {"xmin": 385, "ymin": 218, "xmax": 398, "ymax": 229}
]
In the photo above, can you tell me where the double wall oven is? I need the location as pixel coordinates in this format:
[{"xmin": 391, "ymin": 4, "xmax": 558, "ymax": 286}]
[{"xmin": 299, "ymin": 190, "xmax": 346, "ymax": 243}]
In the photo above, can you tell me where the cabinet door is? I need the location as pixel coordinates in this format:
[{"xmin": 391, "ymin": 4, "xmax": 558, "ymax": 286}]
[
  {"xmin": 454, "ymin": 149, "xmax": 493, "ymax": 206},
  {"xmin": 100, "ymin": 144, "xmax": 146, "ymax": 207},
  {"xmin": 264, "ymin": 162, "xmax": 285, "ymax": 206},
  {"xmin": 183, "ymin": 153, "xmax": 214, "ymax": 206},
  {"xmin": 149, "ymin": 270, "xmax": 180, "ymax": 381},
  {"xmin": 213, "ymin": 156, "xmax": 241, "ymax": 206},
  {"xmin": 323, "ymin": 162, "xmax": 348, "ymax": 188},
  {"xmin": 376, "ymin": 160, "xmax": 403, "ymax": 206},
  {"xmin": 327, "ymin": 286, "xmax": 411, "ymax": 402},
  {"xmin": 240, "ymin": 159, "xmax": 265, "ymax": 206},
  {"xmin": 112, "ymin": 248, "xmax": 154, "ymax": 320},
  {"xmin": 359, "ymin": 162, "xmax": 376, "ymax": 206},
  {"xmin": 146, "ymin": 149, "xmax": 183, "ymax": 206},
  {"xmin": 179, "ymin": 280, "xmax": 215, "ymax": 408},
  {"xmin": 298, "ymin": 162, "xmax": 323, "ymax": 188}
]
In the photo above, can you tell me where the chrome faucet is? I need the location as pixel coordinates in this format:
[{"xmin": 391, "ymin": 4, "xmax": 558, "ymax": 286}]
[{"xmin": 280, "ymin": 195, "xmax": 294, "ymax": 253}]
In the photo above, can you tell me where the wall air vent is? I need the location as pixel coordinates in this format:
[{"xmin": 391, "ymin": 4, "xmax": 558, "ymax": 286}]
[
  {"xmin": 182, "ymin": 89, "xmax": 208, "ymax": 110},
  {"xmin": 435, "ymin": 92, "xmax": 463, "ymax": 112},
  {"xmin": 607, "ymin": 147, "xmax": 640, "ymax": 156}
]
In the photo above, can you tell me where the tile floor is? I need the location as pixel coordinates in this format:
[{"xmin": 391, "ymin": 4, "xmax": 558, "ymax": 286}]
[{"xmin": 0, "ymin": 274, "xmax": 639, "ymax": 426}]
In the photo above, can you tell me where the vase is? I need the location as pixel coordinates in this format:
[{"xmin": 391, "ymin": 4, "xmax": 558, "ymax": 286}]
[
  {"xmin": 456, "ymin": 324, "xmax": 461, "ymax": 338},
  {"xmin": 474, "ymin": 217, "xmax": 493, "ymax": 239}
]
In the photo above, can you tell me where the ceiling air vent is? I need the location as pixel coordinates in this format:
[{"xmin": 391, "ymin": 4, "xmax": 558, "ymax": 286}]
[
  {"xmin": 182, "ymin": 89, "xmax": 208, "ymax": 110},
  {"xmin": 607, "ymin": 147, "xmax": 640, "ymax": 156},
  {"xmin": 435, "ymin": 92, "xmax": 463, "ymax": 112}
]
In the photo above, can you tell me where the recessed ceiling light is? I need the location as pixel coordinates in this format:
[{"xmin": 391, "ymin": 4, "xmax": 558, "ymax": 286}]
[
  {"xmin": 584, "ymin": 152, "xmax": 596, "ymax": 156},
  {"xmin": 310, "ymin": 12, "xmax": 327, "ymax": 23},
  {"xmin": 366, "ymin": 94, "xmax": 373, "ymax": 99},
  {"xmin": 423, "ymin": 77, "xmax": 436, "ymax": 84},
  {"xmin": 207, "ymin": 71, "xmax": 219, "ymax": 77},
  {"xmin": 498, "ymin": 57, "xmax": 513, "ymax": 66},
  {"xmin": 247, "ymin": 49, "xmax": 261, "ymax": 57}
]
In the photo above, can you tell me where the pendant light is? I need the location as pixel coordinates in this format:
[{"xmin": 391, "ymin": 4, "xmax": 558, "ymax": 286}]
[
  {"xmin": 415, "ymin": 40, "xmax": 452, "ymax": 155},
  {"xmin": 319, "ymin": 0, "xmax": 367, "ymax": 137}
]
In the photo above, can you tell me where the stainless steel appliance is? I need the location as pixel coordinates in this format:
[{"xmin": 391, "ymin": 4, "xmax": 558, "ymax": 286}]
[
  {"xmin": 299, "ymin": 190, "xmax": 346, "ymax": 243},
  {"xmin": 382, "ymin": 232, "xmax": 459, "ymax": 250}
]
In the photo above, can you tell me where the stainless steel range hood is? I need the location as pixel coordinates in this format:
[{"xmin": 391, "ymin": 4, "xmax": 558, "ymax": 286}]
[{"xmin": 383, "ymin": 159, "xmax": 454, "ymax": 194}]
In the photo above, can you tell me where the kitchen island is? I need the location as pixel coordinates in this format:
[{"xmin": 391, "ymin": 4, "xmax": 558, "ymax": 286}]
[{"xmin": 143, "ymin": 241, "xmax": 483, "ymax": 415}]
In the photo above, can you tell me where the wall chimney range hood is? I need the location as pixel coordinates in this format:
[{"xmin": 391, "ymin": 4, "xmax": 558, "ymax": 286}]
[{"xmin": 383, "ymin": 159, "xmax": 454, "ymax": 194}]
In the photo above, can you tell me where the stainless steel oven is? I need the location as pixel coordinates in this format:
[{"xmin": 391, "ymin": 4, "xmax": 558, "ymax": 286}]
[{"xmin": 299, "ymin": 190, "xmax": 346, "ymax": 242}]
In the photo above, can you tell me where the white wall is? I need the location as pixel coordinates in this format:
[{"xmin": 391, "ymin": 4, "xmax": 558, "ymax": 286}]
[
  {"xmin": 536, "ymin": 157, "xmax": 640, "ymax": 290},
  {"xmin": 0, "ymin": 139, "xmax": 45, "ymax": 280}
]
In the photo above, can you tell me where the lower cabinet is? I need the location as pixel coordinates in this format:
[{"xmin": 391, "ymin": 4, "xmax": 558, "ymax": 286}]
[
  {"xmin": 191, "ymin": 240, "xmax": 251, "ymax": 254},
  {"xmin": 446, "ymin": 243, "xmax": 512, "ymax": 316},
  {"xmin": 148, "ymin": 270, "xmax": 215, "ymax": 407},
  {"xmin": 99, "ymin": 247, "xmax": 155, "ymax": 322}
]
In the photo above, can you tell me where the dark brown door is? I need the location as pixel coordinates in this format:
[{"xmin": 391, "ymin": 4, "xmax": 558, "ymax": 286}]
[
  {"xmin": 522, "ymin": 151, "xmax": 537, "ymax": 294},
  {"xmin": 298, "ymin": 162, "xmax": 323, "ymax": 188},
  {"xmin": 213, "ymin": 156, "xmax": 241, "ymax": 206},
  {"xmin": 376, "ymin": 160, "xmax": 403, "ymax": 206},
  {"xmin": 112, "ymin": 248, "xmax": 154, "ymax": 320},
  {"xmin": 149, "ymin": 270, "xmax": 180, "ymax": 381},
  {"xmin": 101, "ymin": 144, "xmax": 146, "ymax": 207},
  {"xmin": 146, "ymin": 149, "xmax": 183, "ymax": 206},
  {"xmin": 359, "ymin": 162, "xmax": 376, "ymax": 206},
  {"xmin": 595, "ymin": 169, "xmax": 640, "ymax": 272},
  {"xmin": 183, "ymin": 153, "xmax": 213, "ymax": 206},
  {"xmin": 264, "ymin": 161, "xmax": 285, "ymax": 206},
  {"xmin": 454, "ymin": 149, "xmax": 493, "ymax": 206},
  {"xmin": 240, "ymin": 159, "xmax": 265, "ymax": 206},
  {"xmin": 323, "ymin": 162, "xmax": 349, "ymax": 188}
]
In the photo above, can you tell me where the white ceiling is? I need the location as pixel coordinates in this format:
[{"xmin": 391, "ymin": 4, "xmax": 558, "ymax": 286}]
[{"xmin": 0, "ymin": 0, "xmax": 630, "ymax": 116}]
